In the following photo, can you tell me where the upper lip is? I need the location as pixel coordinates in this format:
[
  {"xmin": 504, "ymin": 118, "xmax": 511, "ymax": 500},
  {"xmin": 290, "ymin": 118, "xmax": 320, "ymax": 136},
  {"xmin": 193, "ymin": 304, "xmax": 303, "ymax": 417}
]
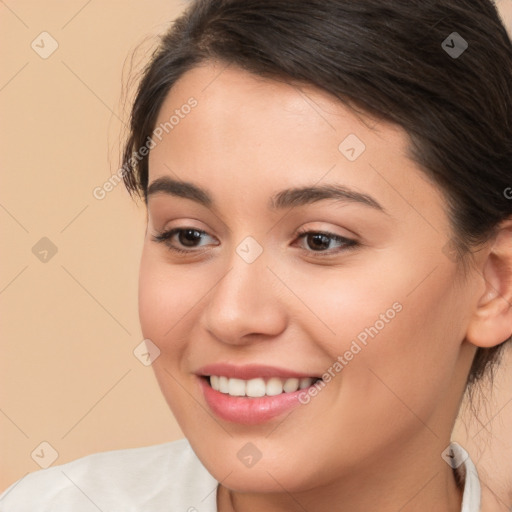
[{"xmin": 195, "ymin": 363, "xmax": 320, "ymax": 380}]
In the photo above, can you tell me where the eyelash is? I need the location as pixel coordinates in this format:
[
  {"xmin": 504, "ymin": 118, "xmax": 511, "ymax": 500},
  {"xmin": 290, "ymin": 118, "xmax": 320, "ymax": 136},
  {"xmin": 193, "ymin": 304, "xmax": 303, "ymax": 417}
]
[{"xmin": 152, "ymin": 227, "xmax": 359, "ymax": 258}]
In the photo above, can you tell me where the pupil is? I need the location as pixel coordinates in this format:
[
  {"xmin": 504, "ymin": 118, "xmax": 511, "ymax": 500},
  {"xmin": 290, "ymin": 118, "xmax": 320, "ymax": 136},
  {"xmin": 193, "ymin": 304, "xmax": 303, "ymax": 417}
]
[
  {"xmin": 309, "ymin": 234, "xmax": 329, "ymax": 251},
  {"xmin": 180, "ymin": 229, "xmax": 201, "ymax": 247}
]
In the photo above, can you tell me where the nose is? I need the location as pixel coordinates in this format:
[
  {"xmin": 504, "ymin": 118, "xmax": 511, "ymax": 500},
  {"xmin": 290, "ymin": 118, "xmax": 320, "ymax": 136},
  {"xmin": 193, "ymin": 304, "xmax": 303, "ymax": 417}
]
[{"xmin": 200, "ymin": 245, "xmax": 288, "ymax": 346}]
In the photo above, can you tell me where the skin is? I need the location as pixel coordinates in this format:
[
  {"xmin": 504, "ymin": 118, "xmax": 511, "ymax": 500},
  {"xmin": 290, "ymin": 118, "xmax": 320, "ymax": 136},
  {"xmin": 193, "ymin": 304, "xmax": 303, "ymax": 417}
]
[
  {"xmin": 454, "ymin": 344, "xmax": 512, "ymax": 511},
  {"xmin": 138, "ymin": 60, "xmax": 512, "ymax": 512},
  {"xmin": 497, "ymin": 0, "xmax": 512, "ymax": 34}
]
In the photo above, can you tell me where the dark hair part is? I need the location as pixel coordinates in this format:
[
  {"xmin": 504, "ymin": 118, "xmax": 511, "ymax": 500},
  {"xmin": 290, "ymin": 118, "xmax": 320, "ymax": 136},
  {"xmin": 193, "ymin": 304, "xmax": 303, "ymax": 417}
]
[{"xmin": 122, "ymin": 0, "xmax": 512, "ymax": 387}]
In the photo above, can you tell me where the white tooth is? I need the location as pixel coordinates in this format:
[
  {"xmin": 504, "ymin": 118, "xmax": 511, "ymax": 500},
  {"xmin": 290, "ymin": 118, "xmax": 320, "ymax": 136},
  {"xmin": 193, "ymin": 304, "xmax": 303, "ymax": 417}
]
[
  {"xmin": 216, "ymin": 376, "xmax": 313, "ymax": 397},
  {"xmin": 283, "ymin": 378, "xmax": 299, "ymax": 393},
  {"xmin": 266, "ymin": 377, "xmax": 284, "ymax": 396},
  {"xmin": 228, "ymin": 378, "xmax": 246, "ymax": 396},
  {"xmin": 246, "ymin": 378, "xmax": 266, "ymax": 397},
  {"xmin": 299, "ymin": 377, "xmax": 313, "ymax": 389},
  {"xmin": 219, "ymin": 376, "xmax": 229, "ymax": 393},
  {"xmin": 210, "ymin": 375, "xmax": 220, "ymax": 391}
]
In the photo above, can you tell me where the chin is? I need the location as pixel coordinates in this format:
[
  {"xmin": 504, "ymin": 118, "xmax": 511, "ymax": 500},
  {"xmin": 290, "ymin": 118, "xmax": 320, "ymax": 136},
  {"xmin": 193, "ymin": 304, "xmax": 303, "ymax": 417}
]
[
  {"xmin": 216, "ymin": 466, "xmax": 312, "ymax": 494},
  {"xmin": 191, "ymin": 439, "xmax": 321, "ymax": 494}
]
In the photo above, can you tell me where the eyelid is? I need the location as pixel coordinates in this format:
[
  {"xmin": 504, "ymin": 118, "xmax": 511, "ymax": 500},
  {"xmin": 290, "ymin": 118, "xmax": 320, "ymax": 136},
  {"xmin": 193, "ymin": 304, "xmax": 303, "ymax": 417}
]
[
  {"xmin": 293, "ymin": 227, "xmax": 359, "ymax": 256},
  {"xmin": 152, "ymin": 225, "xmax": 360, "ymax": 257},
  {"xmin": 294, "ymin": 225, "xmax": 358, "ymax": 242},
  {"xmin": 151, "ymin": 227, "xmax": 218, "ymax": 254}
]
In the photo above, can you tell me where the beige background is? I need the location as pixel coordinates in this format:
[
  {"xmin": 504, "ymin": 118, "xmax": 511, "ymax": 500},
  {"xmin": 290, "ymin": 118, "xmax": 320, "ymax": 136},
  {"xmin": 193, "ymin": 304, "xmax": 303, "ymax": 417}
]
[{"xmin": 1, "ymin": 0, "xmax": 511, "ymax": 493}]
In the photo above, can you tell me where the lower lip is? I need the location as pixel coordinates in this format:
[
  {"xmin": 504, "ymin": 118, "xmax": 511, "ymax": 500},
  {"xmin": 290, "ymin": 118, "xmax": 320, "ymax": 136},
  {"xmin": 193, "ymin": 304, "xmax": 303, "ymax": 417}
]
[{"xmin": 199, "ymin": 377, "xmax": 311, "ymax": 425}]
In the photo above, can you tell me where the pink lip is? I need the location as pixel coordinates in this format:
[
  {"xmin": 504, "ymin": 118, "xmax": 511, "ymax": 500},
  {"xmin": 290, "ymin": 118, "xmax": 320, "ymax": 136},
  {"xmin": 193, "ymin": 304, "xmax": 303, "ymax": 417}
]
[
  {"xmin": 195, "ymin": 364, "xmax": 321, "ymax": 425},
  {"xmin": 198, "ymin": 377, "xmax": 312, "ymax": 425},
  {"xmin": 195, "ymin": 363, "xmax": 319, "ymax": 380}
]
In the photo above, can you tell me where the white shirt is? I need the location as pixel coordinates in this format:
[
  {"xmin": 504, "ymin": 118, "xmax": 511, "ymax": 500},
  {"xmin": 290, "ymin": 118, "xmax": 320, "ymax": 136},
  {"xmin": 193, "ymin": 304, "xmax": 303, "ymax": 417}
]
[{"xmin": 0, "ymin": 439, "xmax": 480, "ymax": 511}]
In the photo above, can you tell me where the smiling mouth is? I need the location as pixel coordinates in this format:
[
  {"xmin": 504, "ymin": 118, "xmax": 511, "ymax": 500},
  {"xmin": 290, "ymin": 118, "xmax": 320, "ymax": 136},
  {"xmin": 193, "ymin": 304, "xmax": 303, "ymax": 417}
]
[{"xmin": 205, "ymin": 375, "xmax": 321, "ymax": 398}]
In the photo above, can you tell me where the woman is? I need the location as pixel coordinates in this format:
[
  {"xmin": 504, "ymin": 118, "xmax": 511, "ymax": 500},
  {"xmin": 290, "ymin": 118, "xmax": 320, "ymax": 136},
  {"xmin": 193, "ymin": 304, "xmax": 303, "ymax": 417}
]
[{"xmin": 1, "ymin": 0, "xmax": 511, "ymax": 510}]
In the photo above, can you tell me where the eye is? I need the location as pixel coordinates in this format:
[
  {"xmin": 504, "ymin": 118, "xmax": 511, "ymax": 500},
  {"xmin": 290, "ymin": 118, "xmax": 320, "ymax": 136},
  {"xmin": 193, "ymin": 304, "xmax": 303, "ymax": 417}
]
[
  {"xmin": 151, "ymin": 227, "xmax": 359, "ymax": 257},
  {"xmin": 151, "ymin": 227, "xmax": 218, "ymax": 254},
  {"xmin": 294, "ymin": 228, "xmax": 359, "ymax": 256}
]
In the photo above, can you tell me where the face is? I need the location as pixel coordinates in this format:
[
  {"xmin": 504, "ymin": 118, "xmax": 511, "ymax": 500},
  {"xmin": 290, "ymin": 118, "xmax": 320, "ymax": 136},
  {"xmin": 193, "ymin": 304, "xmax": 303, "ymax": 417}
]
[{"xmin": 138, "ymin": 61, "xmax": 480, "ymax": 493}]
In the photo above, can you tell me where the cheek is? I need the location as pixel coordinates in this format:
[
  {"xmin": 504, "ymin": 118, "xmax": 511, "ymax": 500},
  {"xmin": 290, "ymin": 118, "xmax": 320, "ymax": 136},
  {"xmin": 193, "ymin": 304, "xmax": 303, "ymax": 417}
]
[
  {"xmin": 331, "ymin": 264, "xmax": 464, "ymax": 429},
  {"xmin": 137, "ymin": 246, "xmax": 205, "ymax": 412},
  {"xmin": 138, "ymin": 247, "xmax": 200, "ymax": 344},
  {"xmin": 305, "ymin": 254, "xmax": 464, "ymax": 417},
  {"xmin": 283, "ymin": 253, "xmax": 420, "ymax": 359},
  {"xmin": 279, "ymin": 270, "xmax": 465, "ymax": 478},
  {"xmin": 137, "ymin": 247, "xmax": 207, "ymax": 420}
]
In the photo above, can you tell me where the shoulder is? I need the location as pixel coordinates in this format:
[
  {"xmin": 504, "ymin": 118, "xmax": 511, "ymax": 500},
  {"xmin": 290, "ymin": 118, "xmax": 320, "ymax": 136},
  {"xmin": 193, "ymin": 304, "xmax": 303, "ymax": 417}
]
[{"xmin": 0, "ymin": 438, "xmax": 218, "ymax": 512}]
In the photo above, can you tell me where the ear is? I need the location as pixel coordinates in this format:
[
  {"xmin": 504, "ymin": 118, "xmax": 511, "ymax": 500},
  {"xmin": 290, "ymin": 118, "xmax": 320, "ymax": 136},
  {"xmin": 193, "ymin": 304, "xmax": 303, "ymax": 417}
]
[{"xmin": 466, "ymin": 218, "xmax": 512, "ymax": 348}]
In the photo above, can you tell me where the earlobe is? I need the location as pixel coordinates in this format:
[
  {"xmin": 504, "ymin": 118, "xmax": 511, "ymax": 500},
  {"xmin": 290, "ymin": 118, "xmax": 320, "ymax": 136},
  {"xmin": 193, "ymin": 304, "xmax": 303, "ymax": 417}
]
[{"xmin": 466, "ymin": 219, "xmax": 512, "ymax": 349}]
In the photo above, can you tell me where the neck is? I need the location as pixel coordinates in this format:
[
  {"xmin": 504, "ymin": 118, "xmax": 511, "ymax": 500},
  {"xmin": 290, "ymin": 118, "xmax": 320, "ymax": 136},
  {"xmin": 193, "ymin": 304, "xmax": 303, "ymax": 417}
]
[{"xmin": 217, "ymin": 435, "xmax": 464, "ymax": 512}]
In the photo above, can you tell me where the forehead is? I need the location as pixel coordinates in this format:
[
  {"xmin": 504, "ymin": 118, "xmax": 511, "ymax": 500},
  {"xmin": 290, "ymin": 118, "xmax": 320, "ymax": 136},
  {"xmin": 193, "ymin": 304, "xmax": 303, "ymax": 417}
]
[
  {"xmin": 149, "ymin": 61, "xmax": 400, "ymax": 179},
  {"xmin": 147, "ymin": 61, "xmax": 447, "ymax": 232},
  {"xmin": 152, "ymin": 60, "xmax": 402, "ymax": 145}
]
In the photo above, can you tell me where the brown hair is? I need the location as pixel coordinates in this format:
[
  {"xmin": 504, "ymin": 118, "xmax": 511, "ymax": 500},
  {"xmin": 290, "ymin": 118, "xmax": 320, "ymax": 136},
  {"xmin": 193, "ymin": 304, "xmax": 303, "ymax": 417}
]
[{"xmin": 122, "ymin": 0, "xmax": 512, "ymax": 387}]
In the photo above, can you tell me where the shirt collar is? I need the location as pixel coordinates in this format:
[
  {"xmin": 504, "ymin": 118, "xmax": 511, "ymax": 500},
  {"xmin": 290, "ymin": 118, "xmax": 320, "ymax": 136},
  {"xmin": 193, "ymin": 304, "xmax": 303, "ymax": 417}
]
[{"xmin": 449, "ymin": 442, "xmax": 481, "ymax": 512}]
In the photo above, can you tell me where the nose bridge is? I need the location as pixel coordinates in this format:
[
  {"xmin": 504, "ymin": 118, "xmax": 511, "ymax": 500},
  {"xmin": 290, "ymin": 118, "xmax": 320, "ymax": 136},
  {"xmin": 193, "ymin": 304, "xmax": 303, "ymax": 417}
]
[
  {"xmin": 201, "ymin": 235, "xmax": 287, "ymax": 343},
  {"xmin": 216, "ymin": 235, "xmax": 274, "ymax": 314},
  {"xmin": 220, "ymin": 232, "xmax": 272, "ymax": 298}
]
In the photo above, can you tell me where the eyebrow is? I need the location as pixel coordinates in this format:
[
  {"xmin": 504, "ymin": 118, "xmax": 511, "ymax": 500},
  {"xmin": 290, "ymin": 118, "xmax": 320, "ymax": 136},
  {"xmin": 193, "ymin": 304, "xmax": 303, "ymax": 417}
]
[{"xmin": 147, "ymin": 176, "xmax": 387, "ymax": 214}]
